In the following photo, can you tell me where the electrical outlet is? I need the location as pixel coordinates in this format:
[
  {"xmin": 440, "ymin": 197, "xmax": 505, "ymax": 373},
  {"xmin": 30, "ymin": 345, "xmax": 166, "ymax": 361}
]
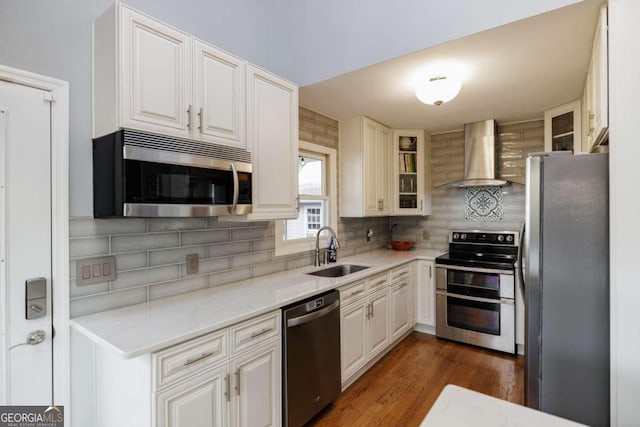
[
  {"xmin": 366, "ymin": 229, "xmax": 373, "ymax": 242},
  {"xmin": 423, "ymin": 229, "xmax": 430, "ymax": 240},
  {"xmin": 186, "ymin": 253, "xmax": 199, "ymax": 275}
]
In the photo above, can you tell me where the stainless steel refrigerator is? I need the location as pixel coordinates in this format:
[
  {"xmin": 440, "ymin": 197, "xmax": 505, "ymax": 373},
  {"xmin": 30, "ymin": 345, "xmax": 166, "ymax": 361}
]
[{"xmin": 524, "ymin": 152, "xmax": 609, "ymax": 426}]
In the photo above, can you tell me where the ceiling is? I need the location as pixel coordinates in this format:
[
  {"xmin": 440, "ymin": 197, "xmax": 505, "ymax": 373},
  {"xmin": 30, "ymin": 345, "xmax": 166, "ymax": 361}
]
[{"xmin": 299, "ymin": 0, "xmax": 603, "ymax": 133}]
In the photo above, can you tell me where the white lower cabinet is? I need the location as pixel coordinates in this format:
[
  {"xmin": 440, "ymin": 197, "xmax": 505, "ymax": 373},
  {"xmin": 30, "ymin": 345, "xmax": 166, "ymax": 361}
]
[
  {"xmin": 339, "ymin": 299, "xmax": 368, "ymax": 381},
  {"xmin": 340, "ymin": 291, "xmax": 390, "ymax": 383},
  {"xmin": 153, "ymin": 312, "xmax": 281, "ymax": 427},
  {"xmin": 155, "ymin": 364, "xmax": 228, "ymax": 427},
  {"xmin": 339, "ymin": 264, "xmax": 427, "ymax": 387},
  {"xmin": 230, "ymin": 341, "xmax": 280, "ymax": 427},
  {"xmin": 71, "ymin": 310, "xmax": 281, "ymax": 427},
  {"xmin": 367, "ymin": 290, "xmax": 390, "ymax": 359},
  {"xmin": 416, "ymin": 260, "xmax": 436, "ymax": 328},
  {"xmin": 339, "ymin": 277, "xmax": 391, "ymax": 384},
  {"xmin": 390, "ymin": 277, "xmax": 411, "ymax": 341},
  {"xmin": 155, "ymin": 341, "xmax": 280, "ymax": 427}
]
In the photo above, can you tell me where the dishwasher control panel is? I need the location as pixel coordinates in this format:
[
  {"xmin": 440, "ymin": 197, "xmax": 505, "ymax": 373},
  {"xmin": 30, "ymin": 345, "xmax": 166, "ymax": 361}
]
[{"xmin": 306, "ymin": 298, "xmax": 324, "ymax": 312}]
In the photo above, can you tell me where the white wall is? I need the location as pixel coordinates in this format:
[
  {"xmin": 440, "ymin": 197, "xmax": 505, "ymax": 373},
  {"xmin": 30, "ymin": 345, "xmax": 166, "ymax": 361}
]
[
  {"xmin": 269, "ymin": 0, "xmax": 582, "ymax": 85},
  {"xmin": 608, "ymin": 0, "xmax": 640, "ymax": 425}
]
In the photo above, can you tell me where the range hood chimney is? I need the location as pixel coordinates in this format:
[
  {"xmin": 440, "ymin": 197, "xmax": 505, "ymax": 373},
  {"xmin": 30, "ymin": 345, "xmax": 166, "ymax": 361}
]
[{"xmin": 441, "ymin": 119, "xmax": 507, "ymax": 188}]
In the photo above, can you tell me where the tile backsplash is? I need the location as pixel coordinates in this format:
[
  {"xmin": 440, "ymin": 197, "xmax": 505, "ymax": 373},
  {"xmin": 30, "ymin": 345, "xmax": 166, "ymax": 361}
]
[
  {"xmin": 70, "ymin": 113, "xmax": 541, "ymax": 317},
  {"xmin": 393, "ymin": 120, "xmax": 544, "ymax": 251},
  {"xmin": 69, "ymin": 216, "xmax": 389, "ymax": 317},
  {"xmin": 70, "ymin": 108, "xmax": 388, "ymax": 318},
  {"xmin": 465, "ymin": 186, "xmax": 503, "ymax": 221}
]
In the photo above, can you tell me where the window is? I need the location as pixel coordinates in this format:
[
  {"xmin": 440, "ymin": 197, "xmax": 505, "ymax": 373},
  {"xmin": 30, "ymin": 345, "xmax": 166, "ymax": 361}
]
[
  {"xmin": 306, "ymin": 208, "xmax": 321, "ymax": 231},
  {"xmin": 275, "ymin": 141, "xmax": 337, "ymax": 256}
]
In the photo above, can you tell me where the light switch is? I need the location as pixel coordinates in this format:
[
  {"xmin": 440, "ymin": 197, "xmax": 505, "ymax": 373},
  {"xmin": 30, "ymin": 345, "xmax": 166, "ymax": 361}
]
[{"xmin": 76, "ymin": 256, "xmax": 116, "ymax": 286}]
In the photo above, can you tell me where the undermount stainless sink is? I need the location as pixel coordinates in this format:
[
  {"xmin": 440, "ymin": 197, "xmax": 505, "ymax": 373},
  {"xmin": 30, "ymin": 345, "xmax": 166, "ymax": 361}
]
[{"xmin": 306, "ymin": 263, "xmax": 370, "ymax": 278}]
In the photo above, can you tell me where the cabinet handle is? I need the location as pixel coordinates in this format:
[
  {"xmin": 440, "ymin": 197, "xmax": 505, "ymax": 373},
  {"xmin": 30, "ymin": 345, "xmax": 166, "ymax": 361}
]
[
  {"xmin": 365, "ymin": 302, "xmax": 370, "ymax": 319},
  {"xmin": 250, "ymin": 327, "xmax": 274, "ymax": 338},
  {"xmin": 183, "ymin": 351, "xmax": 214, "ymax": 366},
  {"xmin": 429, "ymin": 265, "xmax": 432, "ymax": 279},
  {"xmin": 296, "ymin": 195, "xmax": 300, "ymax": 212},
  {"xmin": 377, "ymin": 199, "xmax": 383, "ymax": 211},
  {"xmin": 420, "ymin": 199, "xmax": 423, "ymax": 213},
  {"xmin": 224, "ymin": 373, "xmax": 230, "ymax": 402},
  {"xmin": 371, "ymin": 302, "xmax": 374, "ymax": 318},
  {"xmin": 186, "ymin": 105, "xmax": 192, "ymax": 130},
  {"xmin": 198, "ymin": 107, "xmax": 203, "ymax": 132},
  {"xmin": 235, "ymin": 370, "xmax": 240, "ymax": 396},
  {"xmin": 349, "ymin": 289, "xmax": 364, "ymax": 297}
]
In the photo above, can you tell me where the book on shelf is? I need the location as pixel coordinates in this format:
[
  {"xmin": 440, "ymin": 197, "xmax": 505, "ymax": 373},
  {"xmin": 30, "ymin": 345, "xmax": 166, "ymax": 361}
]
[{"xmin": 399, "ymin": 153, "xmax": 416, "ymax": 173}]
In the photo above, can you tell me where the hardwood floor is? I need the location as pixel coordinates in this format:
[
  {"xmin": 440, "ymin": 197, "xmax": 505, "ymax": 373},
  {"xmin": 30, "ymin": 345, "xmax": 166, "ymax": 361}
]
[{"xmin": 308, "ymin": 332, "xmax": 524, "ymax": 427}]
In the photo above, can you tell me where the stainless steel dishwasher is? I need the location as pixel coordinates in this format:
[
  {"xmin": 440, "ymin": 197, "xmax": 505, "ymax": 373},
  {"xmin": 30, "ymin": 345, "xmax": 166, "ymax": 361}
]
[{"xmin": 283, "ymin": 289, "xmax": 341, "ymax": 427}]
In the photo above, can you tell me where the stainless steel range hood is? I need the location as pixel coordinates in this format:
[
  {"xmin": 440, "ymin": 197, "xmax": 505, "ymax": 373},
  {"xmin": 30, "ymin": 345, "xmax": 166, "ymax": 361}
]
[{"xmin": 440, "ymin": 119, "xmax": 508, "ymax": 188}]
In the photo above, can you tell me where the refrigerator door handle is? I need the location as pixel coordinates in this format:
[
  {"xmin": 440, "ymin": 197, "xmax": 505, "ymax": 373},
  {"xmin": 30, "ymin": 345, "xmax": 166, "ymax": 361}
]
[{"xmin": 517, "ymin": 222, "xmax": 526, "ymax": 289}]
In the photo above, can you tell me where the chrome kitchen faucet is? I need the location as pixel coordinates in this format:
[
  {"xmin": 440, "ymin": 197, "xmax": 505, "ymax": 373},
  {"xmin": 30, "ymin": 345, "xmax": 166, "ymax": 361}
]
[{"xmin": 314, "ymin": 226, "xmax": 340, "ymax": 267}]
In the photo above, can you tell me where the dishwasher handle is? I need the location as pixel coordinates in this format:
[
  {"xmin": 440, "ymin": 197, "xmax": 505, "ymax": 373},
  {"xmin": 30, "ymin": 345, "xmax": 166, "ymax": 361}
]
[{"xmin": 287, "ymin": 299, "xmax": 340, "ymax": 327}]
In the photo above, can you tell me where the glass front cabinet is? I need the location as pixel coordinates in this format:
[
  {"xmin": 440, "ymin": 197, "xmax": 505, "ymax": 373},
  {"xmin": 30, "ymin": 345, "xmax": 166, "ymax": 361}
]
[
  {"xmin": 392, "ymin": 129, "xmax": 430, "ymax": 216},
  {"xmin": 544, "ymin": 100, "xmax": 582, "ymax": 153}
]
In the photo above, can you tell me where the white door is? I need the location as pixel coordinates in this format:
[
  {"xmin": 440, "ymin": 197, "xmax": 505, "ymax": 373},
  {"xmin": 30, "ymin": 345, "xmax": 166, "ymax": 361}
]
[{"xmin": 0, "ymin": 80, "xmax": 53, "ymax": 404}]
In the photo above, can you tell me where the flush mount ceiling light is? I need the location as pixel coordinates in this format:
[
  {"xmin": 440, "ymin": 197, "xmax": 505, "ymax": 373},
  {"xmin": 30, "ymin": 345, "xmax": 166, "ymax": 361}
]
[{"xmin": 415, "ymin": 76, "xmax": 462, "ymax": 106}]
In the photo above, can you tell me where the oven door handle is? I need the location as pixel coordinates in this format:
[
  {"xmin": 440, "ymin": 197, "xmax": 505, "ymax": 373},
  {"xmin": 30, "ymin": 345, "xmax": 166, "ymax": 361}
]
[
  {"xmin": 229, "ymin": 161, "xmax": 239, "ymax": 214},
  {"xmin": 435, "ymin": 264, "xmax": 513, "ymax": 276},
  {"xmin": 436, "ymin": 290, "xmax": 514, "ymax": 305}
]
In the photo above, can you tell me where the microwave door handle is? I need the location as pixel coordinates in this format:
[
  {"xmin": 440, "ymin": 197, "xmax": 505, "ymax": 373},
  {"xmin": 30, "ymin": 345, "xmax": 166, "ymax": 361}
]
[{"xmin": 229, "ymin": 162, "xmax": 239, "ymax": 214}]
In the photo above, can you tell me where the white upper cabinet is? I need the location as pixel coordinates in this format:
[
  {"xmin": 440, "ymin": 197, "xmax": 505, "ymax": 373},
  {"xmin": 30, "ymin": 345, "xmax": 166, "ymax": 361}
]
[
  {"xmin": 583, "ymin": 4, "xmax": 608, "ymax": 153},
  {"xmin": 544, "ymin": 100, "xmax": 582, "ymax": 153},
  {"xmin": 245, "ymin": 65, "xmax": 299, "ymax": 220},
  {"xmin": 340, "ymin": 116, "xmax": 392, "ymax": 217},
  {"xmin": 193, "ymin": 40, "xmax": 246, "ymax": 148},
  {"xmin": 119, "ymin": 6, "xmax": 192, "ymax": 138},
  {"xmin": 94, "ymin": 3, "xmax": 246, "ymax": 149},
  {"xmin": 392, "ymin": 129, "xmax": 430, "ymax": 216}
]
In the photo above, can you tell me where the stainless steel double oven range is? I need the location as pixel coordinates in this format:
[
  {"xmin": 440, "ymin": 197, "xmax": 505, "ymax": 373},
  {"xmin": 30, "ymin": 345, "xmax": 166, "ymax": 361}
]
[{"xmin": 434, "ymin": 230, "xmax": 520, "ymax": 354}]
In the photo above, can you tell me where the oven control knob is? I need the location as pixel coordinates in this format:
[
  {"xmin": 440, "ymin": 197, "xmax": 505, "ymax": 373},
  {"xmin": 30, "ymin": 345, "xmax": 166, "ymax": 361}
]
[
  {"xmin": 497, "ymin": 235, "xmax": 504, "ymax": 242},
  {"xmin": 460, "ymin": 233, "xmax": 467, "ymax": 240},
  {"xmin": 453, "ymin": 233, "xmax": 459, "ymax": 240},
  {"xmin": 506, "ymin": 235, "xmax": 513, "ymax": 242}
]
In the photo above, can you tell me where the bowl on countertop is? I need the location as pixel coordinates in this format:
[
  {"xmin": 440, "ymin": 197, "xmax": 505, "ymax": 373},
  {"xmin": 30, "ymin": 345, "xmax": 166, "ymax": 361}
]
[{"xmin": 388, "ymin": 241, "xmax": 415, "ymax": 251}]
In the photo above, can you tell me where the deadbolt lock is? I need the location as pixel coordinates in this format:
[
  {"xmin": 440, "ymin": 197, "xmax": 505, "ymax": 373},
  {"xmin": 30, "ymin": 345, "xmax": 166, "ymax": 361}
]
[{"xmin": 25, "ymin": 278, "xmax": 47, "ymax": 320}]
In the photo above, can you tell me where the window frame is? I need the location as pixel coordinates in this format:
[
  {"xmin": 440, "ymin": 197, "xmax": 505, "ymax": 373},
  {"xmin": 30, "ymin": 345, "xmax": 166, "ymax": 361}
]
[{"xmin": 275, "ymin": 141, "xmax": 337, "ymax": 256}]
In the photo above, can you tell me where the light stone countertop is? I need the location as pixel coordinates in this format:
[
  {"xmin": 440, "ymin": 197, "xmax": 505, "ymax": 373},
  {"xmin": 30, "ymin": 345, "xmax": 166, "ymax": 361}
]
[
  {"xmin": 421, "ymin": 385, "xmax": 586, "ymax": 427},
  {"xmin": 70, "ymin": 248, "xmax": 443, "ymax": 359}
]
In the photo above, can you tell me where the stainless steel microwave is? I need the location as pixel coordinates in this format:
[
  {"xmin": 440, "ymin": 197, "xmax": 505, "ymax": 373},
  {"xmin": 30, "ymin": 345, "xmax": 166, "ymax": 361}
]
[{"xmin": 93, "ymin": 129, "xmax": 252, "ymax": 217}]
